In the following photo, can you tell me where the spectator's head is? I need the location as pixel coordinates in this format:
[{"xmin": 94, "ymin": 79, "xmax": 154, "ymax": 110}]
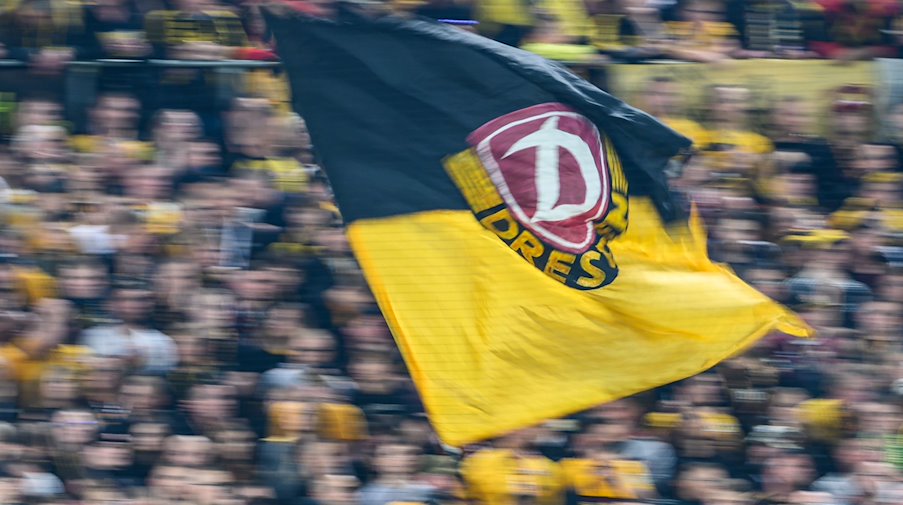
[
  {"xmin": 81, "ymin": 356, "xmax": 126, "ymax": 403},
  {"xmin": 785, "ymin": 491, "xmax": 837, "ymax": 505},
  {"xmin": 185, "ymin": 383, "xmax": 238, "ymax": 424},
  {"xmin": 311, "ymin": 474, "xmax": 358, "ymax": 505},
  {"xmin": 39, "ymin": 366, "xmax": 81, "ymax": 409},
  {"xmin": 51, "ymin": 408, "xmax": 99, "ymax": 448},
  {"xmin": 16, "ymin": 98, "xmax": 62, "ymax": 130},
  {"xmin": 163, "ymin": 435, "xmax": 213, "ymax": 468},
  {"xmin": 682, "ymin": 0, "xmax": 726, "ymax": 23},
  {"xmin": 189, "ymin": 140, "xmax": 222, "ymax": 171},
  {"xmin": 710, "ymin": 86, "xmax": 752, "ymax": 129},
  {"xmin": 772, "ymin": 96, "xmax": 814, "ymax": 137},
  {"xmin": 84, "ymin": 440, "xmax": 133, "ymax": 472},
  {"xmin": 855, "ymin": 300, "xmax": 900, "ymax": 336},
  {"xmin": 58, "ymin": 257, "xmax": 109, "ymax": 302},
  {"xmin": 110, "ymin": 280, "xmax": 154, "ymax": 325},
  {"xmin": 90, "ymin": 93, "xmax": 141, "ymax": 137},
  {"xmin": 853, "ymin": 401, "xmax": 901, "ymax": 437},
  {"xmin": 190, "ymin": 288, "xmax": 237, "ymax": 331},
  {"xmin": 299, "ymin": 440, "xmax": 350, "ymax": 479},
  {"xmin": 644, "ymin": 76, "xmax": 682, "ymax": 118},
  {"xmin": 761, "ymin": 451, "xmax": 815, "ymax": 496},
  {"xmin": 230, "ymin": 267, "xmax": 275, "ymax": 304},
  {"xmin": 832, "ymin": 100, "xmax": 872, "ymax": 143},
  {"xmin": 704, "ymin": 490, "xmax": 753, "ymax": 505},
  {"xmin": 212, "ymin": 422, "xmax": 256, "ymax": 466},
  {"xmin": 676, "ymin": 463, "xmax": 728, "ymax": 502},
  {"xmin": 153, "ymin": 109, "xmax": 202, "ymax": 147},
  {"xmin": 287, "ymin": 329, "xmax": 336, "ymax": 367},
  {"xmin": 373, "ymin": 438, "xmax": 421, "ymax": 479},
  {"xmin": 130, "ymin": 418, "xmax": 170, "ymax": 455},
  {"xmin": 149, "ymin": 463, "xmax": 190, "ymax": 500},
  {"xmin": 14, "ymin": 124, "xmax": 69, "ymax": 164},
  {"xmin": 124, "ymin": 164, "xmax": 174, "ymax": 201},
  {"xmin": 120, "ymin": 375, "xmax": 168, "ymax": 414},
  {"xmin": 853, "ymin": 143, "xmax": 899, "ymax": 176}
]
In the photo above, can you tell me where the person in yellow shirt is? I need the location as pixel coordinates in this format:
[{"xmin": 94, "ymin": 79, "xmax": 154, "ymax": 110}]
[
  {"xmin": 561, "ymin": 447, "xmax": 655, "ymax": 504},
  {"xmin": 462, "ymin": 428, "xmax": 566, "ymax": 505},
  {"xmin": 643, "ymin": 76, "xmax": 710, "ymax": 151},
  {"xmin": 0, "ymin": 298, "xmax": 92, "ymax": 411},
  {"xmin": 664, "ymin": 0, "xmax": 740, "ymax": 62}
]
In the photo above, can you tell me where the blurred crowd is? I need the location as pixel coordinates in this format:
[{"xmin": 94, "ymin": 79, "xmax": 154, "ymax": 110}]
[
  {"xmin": 2, "ymin": 0, "xmax": 903, "ymax": 67},
  {"xmin": 1, "ymin": 1, "xmax": 903, "ymax": 505}
]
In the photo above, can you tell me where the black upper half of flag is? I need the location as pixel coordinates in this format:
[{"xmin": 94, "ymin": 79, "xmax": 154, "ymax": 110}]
[{"xmin": 263, "ymin": 6, "xmax": 692, "ymax": 224}]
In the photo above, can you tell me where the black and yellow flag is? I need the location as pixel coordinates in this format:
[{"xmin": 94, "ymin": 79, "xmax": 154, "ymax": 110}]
[{"xmin": 265, "ymin": 9, "xmax": 812, "ymax": 447}]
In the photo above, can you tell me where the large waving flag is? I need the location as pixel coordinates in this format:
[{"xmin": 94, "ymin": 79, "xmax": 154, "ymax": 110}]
[{"xmin": 264, "ymin": 8, "xmax": 812, "ymax": 447}]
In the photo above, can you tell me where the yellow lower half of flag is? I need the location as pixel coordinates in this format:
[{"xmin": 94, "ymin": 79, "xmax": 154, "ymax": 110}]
[{"xmin": 347, "ymin": 199, "xmax": 811, "ymax": 447}]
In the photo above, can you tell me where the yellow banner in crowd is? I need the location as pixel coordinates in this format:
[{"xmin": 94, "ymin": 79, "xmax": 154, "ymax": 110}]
[{"xmin": 610, "ymin": 60, "xmax": 875, "ymax": 136}]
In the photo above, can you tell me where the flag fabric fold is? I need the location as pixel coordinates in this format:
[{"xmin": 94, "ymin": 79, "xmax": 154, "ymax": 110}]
[{"xmin": 265, "ymin": 7, "xmax": 812, "ymax": 447}]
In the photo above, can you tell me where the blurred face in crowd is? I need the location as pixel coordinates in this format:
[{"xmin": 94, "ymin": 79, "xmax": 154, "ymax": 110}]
[
  {"xmin": 644, "ymin": 78, "xmax": 680, "ymax": 118},
  {"xmin": 288, "ymin": 330, "xmax": 336, "ymax": 368},
  {"xmin": 40, "ymin": 368, "xmax": 80, "ymax": 408},
  {"xmin": 879, "ymin": 271, "xmax": 903, "ymax": 302},
  {"xmin": 51, "ymin": 409, "xmax": 98, "ymax": 448},
  {"xmin": 92, "ymin": 94, "xmax": 140, "ymax": 136},
  {"xmin": 125, "ymin": 165, "xmax": 174, "ymax": 201},
  {"xmin": 812, "ymin": 241, "xmax": 852, "ymax": 272},
  {"xmin": 677, "ymin": 465, "xmax": 728, "ymax": 501},
  {"xmin": 374, "ymin": 442, "xmax": 420, "ymax": 478},
  {"xmin": 82, "ymin": 356, "xmax": 125, "ymax": 401},
  {"xmin": 17, "ymin": 99, "xmax": 62, "ymax": 129},
  {"xmin": 150, "ymin": 464, "xmax": 189, "ymax": 500},
  {"xmin": 263, "ymin": 304, "xmax": 304, "ymax": 345},
  {"xmin": 156, "ymin": 110, "xmax": 202, "ymax": 146},
  {"xmin": 344, "ymin": 314, "xmax": 392, "ymax": 352},
  {"xmin": 112, "ymin": 287, "xmax": 154, "ymax": 324},
  {"xmin": 187, "ymin": 384, "xmax": 237, "ymax": 423},
  {"xmin": 705, "ymin": 490, "xmax": 752, "ymax": 505},
  {"xmin": 232, "ymin": 269, "xmax": 274, "ymax": 303},
  {"xmin": 860, "ymin": 180, "xmax": 901, "ymax": 209},
  {"xmin": 711, "ymin": 86, "xmax": 751, "ymax": 128},
  {"xmin": 350, "ymin": 354, "xmax": 396, "ymax": 395},
  {"xmin": 192, "ymin": 289, "xmax": 236, "ymax": 330},
  {"xmin": 120, "ymin": 376, "xmax": 166, "ymax": 413},
  {"xmin": 287, "ymin": 204, "xmax": 332, "ymax": 231},
  {"xmin": 855, "ymin": 402, "xmax": 902, "ymax": 436},
  {"xmin": 130, "ymin": 421, "xmax": 169, "ymax": 454},
  {"xmin": 684, "ymin": 0, "xmax": 725, "ymax": 22},
  {"xmin": 785, "ymin": 491, "xmax": 836, "ymax": 505},
  {"xmin": 313, "ymin": 474, "xmax": 359, "ymax": 505},
  {"xmin": 214, "ymin": 426, "xmax": 255, "ymax": 464},
  {"xmin": 763, "ymin": 453, "xmax": 815, "ymax": 493},
  {"xmin": 856, "ymin": 301, "xmax": 901, "ymax": 336},
  {"xmin": 745, "ymin": 267, "xmax": 785, "ymax": 301},
  {"xmin": 301, "ymin": 441, "xmax": 350, "ymax": 478},
  {"xmin": 0, "ymin": 477, "xmax": 22, "ymax": 505},
  {"xmin": 85, "ymin": 441, "xmax": 132, "ymax": 471},
  {"xmin": 773, "ymin": 99, "xmax": 814, "ymax": 136},
  {"xmin": 164, "ymin": 435, "xmax": 213, "ymax": 468},
  {"xmin": 59, "ymin": 260, "xmax": 108, "ymax": 301},
  {"xmin": 768, "ymin": 389, "xmax": 808, "ymax": 427},
  {"xmin": 889, "ymin": 103, "xmax": 903, "ymax": 144},
  {"xmin": 680, "ymin": 374, "xmax": 725, "ymax": 407},
  {"xmin": 853, "ymin": 144, "xmax": 899, "ymax": 176},
  {"xmin": 834, "ymin": 109, "xmax": 871, "ymax": 142},
  {"xmin": 716, "ymin": 217, "xmax": 762, "ymax": 249},
  {"xmin": 190, "ymin": 141, "xmax": 222, "ymax": 170}
]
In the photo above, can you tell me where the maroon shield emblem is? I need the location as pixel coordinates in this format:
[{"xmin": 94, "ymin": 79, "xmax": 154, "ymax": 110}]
[{"xmin": 468, "ymin": 103, "xmax": 612, "ymax": 254}]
